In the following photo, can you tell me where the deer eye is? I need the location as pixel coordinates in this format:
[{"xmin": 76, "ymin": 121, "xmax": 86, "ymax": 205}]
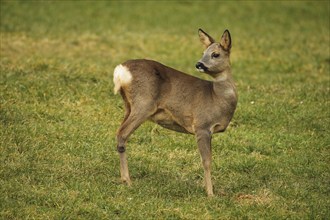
[{"xmin": 211, "ymin": 53, "xmax": 220, "ymax": 58}]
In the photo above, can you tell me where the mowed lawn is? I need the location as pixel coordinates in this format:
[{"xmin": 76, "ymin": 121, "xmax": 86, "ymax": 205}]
[{"xmin": 1, "ymin": 1, "xmax": 329, "ymax": 219}]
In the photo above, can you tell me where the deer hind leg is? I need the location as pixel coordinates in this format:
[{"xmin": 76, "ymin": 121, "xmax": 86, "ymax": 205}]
[
  {"xmin": 116, "ymin": 102, "xmax": 155, "ymax": 185},
  {"xmin": 116, "ymin": 89, "xmax": 132, "ymax": 185},
  {"xmin": 195, "ymin": 129, "xmax": 214, "ymax": 197},
  {"xmin": 120, "ymin": 89, "xmax": 131, "ymax": 125}
]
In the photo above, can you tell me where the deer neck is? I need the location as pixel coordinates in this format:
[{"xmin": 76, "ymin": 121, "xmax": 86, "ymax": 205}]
[{"xmin": 212, "ymin": 68, "xmax": 236, "ymax": 98}]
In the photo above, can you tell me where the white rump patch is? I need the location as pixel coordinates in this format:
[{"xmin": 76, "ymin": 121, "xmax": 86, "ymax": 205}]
[{"xmin": 113, "ymin": 64, "xmax": 133, "ymax": 94}]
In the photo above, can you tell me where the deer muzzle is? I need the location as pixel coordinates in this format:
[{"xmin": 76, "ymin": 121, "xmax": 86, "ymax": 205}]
[{"xmin": 196, "ymin": 62, "xmax": 208, "ymax": 72}]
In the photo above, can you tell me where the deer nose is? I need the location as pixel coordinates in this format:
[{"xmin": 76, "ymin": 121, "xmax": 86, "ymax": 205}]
[
  {"xmin": 196, "ymin": 62, "xmax": 207, "ymax": 71},
  {"xmin": 196, "ymin": 62, "xmax": 203, "ymax": 69}
]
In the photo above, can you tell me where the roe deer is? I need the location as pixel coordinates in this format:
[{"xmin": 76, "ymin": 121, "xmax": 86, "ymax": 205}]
[{"xmin": 113, "ymin": 29, "xmax": 237, "ymax": 196}]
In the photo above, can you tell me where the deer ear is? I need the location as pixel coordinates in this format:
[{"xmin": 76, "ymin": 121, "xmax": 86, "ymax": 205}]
[
  {"xmin": 198, "ymin": 28, "xmax": 215, "ymax": 48},
  {"xmin": 220, "ymin": 29, "xmax": 231, "ymax": 51}
]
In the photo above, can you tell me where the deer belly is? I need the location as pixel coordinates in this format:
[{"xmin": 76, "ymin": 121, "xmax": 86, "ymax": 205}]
[{"xmin": 150, "ymin": 110, "xmax": 192, "ymax": 134}]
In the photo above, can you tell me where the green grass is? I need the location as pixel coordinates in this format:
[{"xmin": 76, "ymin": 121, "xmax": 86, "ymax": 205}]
[{"xmin": 1, "ymin": 1, "xmax": 329, "ymax": 219}]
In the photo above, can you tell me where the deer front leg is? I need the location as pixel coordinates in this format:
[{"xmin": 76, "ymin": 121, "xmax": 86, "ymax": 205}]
[{"xmin": 195, "ymin": 129, "xmax": 213, "ymax": 197}]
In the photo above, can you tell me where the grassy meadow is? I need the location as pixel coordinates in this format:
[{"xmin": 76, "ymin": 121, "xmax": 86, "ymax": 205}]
[{"xmin": 1, "ymin": 1, "xmax": 329, "ymax": 219}]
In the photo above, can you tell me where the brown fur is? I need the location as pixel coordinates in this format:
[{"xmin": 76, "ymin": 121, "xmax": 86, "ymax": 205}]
[{"xmin": 114, "ymin": 29, "xmax": 237, "ymax": 196}]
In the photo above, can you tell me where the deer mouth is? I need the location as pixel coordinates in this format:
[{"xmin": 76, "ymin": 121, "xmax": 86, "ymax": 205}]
[{"xmin": 195, "ymin": 62, "xmax": 208, "ymax": 72}]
